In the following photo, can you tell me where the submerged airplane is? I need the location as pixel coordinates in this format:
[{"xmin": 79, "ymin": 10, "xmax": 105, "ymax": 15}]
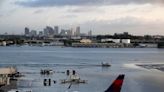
[
  {"xmin": 3, "ymin": 74, "xmax": 125, "ymax": 92},
  {"xmin": 105, "ymin": 74, "xmax": 125, "ymax": 92},
  {"xmin": 65, "ymin": 74, "xmax": 125, "ymax": 92}
]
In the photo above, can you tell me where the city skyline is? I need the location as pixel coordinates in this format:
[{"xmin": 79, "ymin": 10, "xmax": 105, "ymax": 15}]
[
  {"xmin": 24, "ymin": 26, "xmax": 92, "ymax": 37},
  {"xmin": 0, "ymin": 0, "xmax": 164, "ymax": 35}
]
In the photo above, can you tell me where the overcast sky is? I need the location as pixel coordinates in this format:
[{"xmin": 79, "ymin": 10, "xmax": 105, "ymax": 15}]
[{"xmin": 0, "ymin": 0, "xmax": 164, "ymax": 35}]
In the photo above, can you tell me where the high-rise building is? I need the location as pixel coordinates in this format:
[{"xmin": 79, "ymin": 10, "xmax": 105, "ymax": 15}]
[
  {"xmin": 44, "ymin": 28, "xmax": 48, "ymax": 36},
  {"xmin": 60, "ymin": 29, "xmax": 67, "ymax": 36},
  {"xmin": 88, "ymin": 30, "xmax": 92, "ymax": 36},
  {"xmin": 70, "ymin": 28, "xmax": 74, "ymax": 36},
  {"xmin": 54, "ymin": 26, "xmax": 59, "ymax": 35},
  {"xmin": 60, "ymin": 29, "xmax": 72, "ymax": 36},
  {"xmin": 24, "ymin": 27, "xmax": 30, "ymax": 36},
  {"xmin": 39, "ymin": 31, "xmax": 43, "ymax": 37},
  {"xmin": 46, "ymin": 26, "xmax": 54, "ymax": 35},
  {"xmin": 43, "ymin": 26, "xmax": 54, "ymax": 37},
  {"xmin": 66, "ymin": 29, "xmax": 72, "ymax": 36},
  {"xmin": 30, "ymin": 30, "xmax": 37, "ymax": 36},
  {"xmin": 75, "ymin": 26, "xmax": 80, "ymax": 36},
  {"xmin": 123, "ymin": 32, "xmax": 129, "ymax": 36}
]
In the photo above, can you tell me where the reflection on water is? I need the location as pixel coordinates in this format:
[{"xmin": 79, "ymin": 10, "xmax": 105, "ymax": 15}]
[
  {"xmin": 0, "ymin": 47, "xmax": 164, "ymax": 92},
  {"xmin": 137, "ymin": 64, "xmax": 164, "ymax": 72}
]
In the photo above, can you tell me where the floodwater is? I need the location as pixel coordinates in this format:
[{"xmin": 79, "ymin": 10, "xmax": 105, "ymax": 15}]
[{"xmin": 0, "ymin": 46, "xmax": 164, "ymax": 92}]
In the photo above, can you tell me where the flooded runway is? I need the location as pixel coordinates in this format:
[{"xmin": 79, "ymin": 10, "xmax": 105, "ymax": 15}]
[{"xmin": 0, "ymin": 47, "xmax": 164, "ymax": 92}]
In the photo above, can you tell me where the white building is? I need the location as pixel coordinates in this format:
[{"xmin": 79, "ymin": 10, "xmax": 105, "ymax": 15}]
[
  {"xmin": 80, "ymin": 39, "xmax": 92, "ymax": 43},
  {"xmin": 112, "ymin": 39, "xmax": 121, "ymax": 43},
  {"xmin": 121, "ymin": 39, "xmax": 131, "ymax": 44},
  {"xmin": 2, "ymin": 41, "xmax": 7, "ymax": 46},
  {"xmin": 101, "ymin": 39, "xmax": 131, "ymax": 44}
]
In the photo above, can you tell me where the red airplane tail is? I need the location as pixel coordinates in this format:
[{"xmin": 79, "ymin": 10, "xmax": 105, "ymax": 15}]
[{"xmin": 105, "ymin": 74, "xmax": 125, "ymax": 92}]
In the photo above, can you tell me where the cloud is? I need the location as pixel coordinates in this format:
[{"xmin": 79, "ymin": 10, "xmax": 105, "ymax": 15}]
[
  {"xmin": 15, "ymin": 0, "xmax": 164, "ymax": 7},
  {"xmin": 61, "ymin": 14, "xmax": 78, "ymax": 18},
  {"xmin": 33, "ymin": 9, "xmax": 44, "ymax": 14},
  {"xmin": 67, "ymin": 6, "xmax": 104, "ymax": 13},
  {"xmin": 0, "ymin": 0, "xmax": 5, "ymax": 5},
  {"xmin": 0, "ymin": 14, "xmax": 3, "ymax": 18},
  {"xmin": 80, "ymin": 17, "xmax": 164, "ymax": 35},
  {"xmin": 0, "ymin": 0, "xmax": 6, "ymax": 7}
]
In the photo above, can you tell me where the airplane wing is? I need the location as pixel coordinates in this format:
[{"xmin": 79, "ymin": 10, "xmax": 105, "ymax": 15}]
[{"xmin": 105, "ymin": 74, "xmax": 125, "ymax": 92}]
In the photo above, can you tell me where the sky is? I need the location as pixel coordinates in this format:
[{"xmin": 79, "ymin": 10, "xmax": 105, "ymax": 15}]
[{"xmin": 0, "ymin": 0, "xmax": 164, "ymax": 35}]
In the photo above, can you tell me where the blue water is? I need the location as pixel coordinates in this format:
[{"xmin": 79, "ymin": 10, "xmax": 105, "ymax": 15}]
[{"xmin": 0, "ymin": 46, "xmax": 164, "ymax": 92}]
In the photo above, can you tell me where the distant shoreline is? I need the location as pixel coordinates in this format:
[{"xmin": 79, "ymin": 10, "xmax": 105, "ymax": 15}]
[{"xmin": 0, "ymin": 45, "xmax": 162, "ymax": 48}]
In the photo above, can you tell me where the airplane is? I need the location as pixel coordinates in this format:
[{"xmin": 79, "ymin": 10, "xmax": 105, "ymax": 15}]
[
  {"xmin": 3, "ymin": 74, "xmax": 125, "ymax": 92},
  {"xmin": 105, "ymin": 74, "xmax": 125, "ymax": 92},
  {"xmin": 65, "ymin": 74, "xmax": 125, "ymax": 92}
]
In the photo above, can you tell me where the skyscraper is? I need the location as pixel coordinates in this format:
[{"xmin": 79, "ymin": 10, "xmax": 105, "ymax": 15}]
[
  {"xmin": 66, "ymin": 29, "xmax": 72, "ymax": 36},
  {"xmin": 88, "ymin": 30, "xmax": 92, "ymax": 36},
  {"xmin": 54, "ymin": 26, "xmax": 59, "ymax": 35},
  {"xmin": 75, "ymin": 26, "xmax": 80, "ymax": 36},
  {"xmin": 39, "ymin": 31, "xmax": 43, "ymax": 37},
  {"xmin": 44, "ymin": 26, "xmax": 54, "ymax": 37},
  {"xmin": 24, "ymin": 27, "xmax": 30, "ymax": 36},
  {"xmin": 60, "ymin": 29, "xmax": 67, "ymax": 36},
  {"xmin": 70, "ymin": 28, "xmax": 74, "ymax": 36},
  {"xmin": 30, "ymin": 30, "xmax": 37, "ymax": 36},
  {"xmin": 44, "ymin": 28, "xmax": 48, "ymax": 36},
  {"xmin": 46, "ymin": 26, "xmax": 54, "ymax": 35}
]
